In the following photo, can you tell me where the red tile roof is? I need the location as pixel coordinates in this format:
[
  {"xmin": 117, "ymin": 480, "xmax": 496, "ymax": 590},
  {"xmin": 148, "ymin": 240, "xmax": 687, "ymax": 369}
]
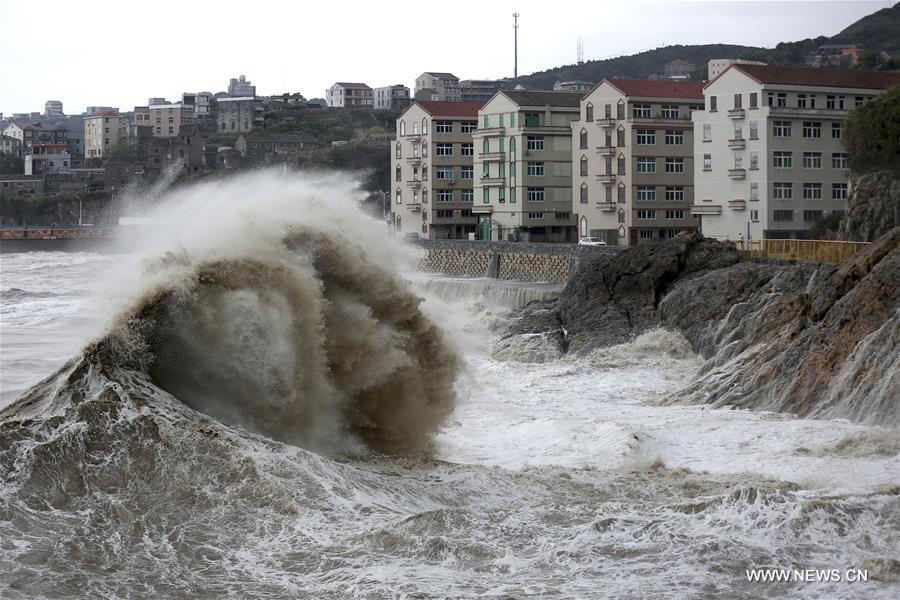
[
  {"xmin": 412, "ymin": 100, "xmax": 485, "ymax": 117},
  {"xmin": 731, "ymin": 64, "xmax": 900, "ymax": 90},
  {"xmin": 603, "ymin": 79, "xmax": 705, "ymax": 100},
  {"xmin": 90, "ymin": 111, "xmax": 122, "ymax": 117},
  {"xmin": 335, "ymin": 82, "xmax": 371, "ymax": 89}
]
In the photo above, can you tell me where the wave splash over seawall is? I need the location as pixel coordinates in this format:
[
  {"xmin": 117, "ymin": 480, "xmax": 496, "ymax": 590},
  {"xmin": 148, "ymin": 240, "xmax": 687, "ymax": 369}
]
[{"xmin": 2, "ymin": 172, "xmax": 459, "ymax": 455}]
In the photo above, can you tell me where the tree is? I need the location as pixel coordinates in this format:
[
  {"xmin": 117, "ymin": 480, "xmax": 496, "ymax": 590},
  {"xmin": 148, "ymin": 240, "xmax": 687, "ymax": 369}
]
[
  {"xmin": 0, "ymin": 153, "xmax": 24, "ymax": 175},
  {"xmin": 845, "ymin": 85, "xmax": 900, "ymax": 174}
]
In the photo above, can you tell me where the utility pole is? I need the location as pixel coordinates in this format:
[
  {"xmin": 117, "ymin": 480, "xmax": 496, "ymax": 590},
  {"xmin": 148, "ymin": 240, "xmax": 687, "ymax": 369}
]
[{"xmin": 513, "ymin": 13, "xmax": 519, "ymax": 84}]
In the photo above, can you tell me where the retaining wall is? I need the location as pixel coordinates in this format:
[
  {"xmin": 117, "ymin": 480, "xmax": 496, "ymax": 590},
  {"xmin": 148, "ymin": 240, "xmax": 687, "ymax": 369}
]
[{"xmin": 415, "ymin": 239, "xmax": 622, "ymax": 284}]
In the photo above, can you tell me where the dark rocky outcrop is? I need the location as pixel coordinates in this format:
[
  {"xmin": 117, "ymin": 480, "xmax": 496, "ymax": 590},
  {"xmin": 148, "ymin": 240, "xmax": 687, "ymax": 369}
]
[
  {"xmin": 838, "ymin": 171, "xmax": 900, "ymax": 242},
  {"xmin": 498, "ymin": 229, "xmax": 900, "ymax": 425}
]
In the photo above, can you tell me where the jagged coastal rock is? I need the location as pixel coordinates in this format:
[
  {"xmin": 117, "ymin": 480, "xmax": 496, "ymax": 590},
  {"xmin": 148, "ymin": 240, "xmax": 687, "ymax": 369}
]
[
  {"xmin": 838, "ymin": 171, "xmax": 900, "ymax": 242},
  {"xmin": 498, "ymin": 229, "xmax": 900, "ymax": 425}
]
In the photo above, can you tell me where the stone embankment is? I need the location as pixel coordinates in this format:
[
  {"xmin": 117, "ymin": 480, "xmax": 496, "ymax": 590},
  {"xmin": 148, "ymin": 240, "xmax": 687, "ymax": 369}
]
[{"xmin": 415, "ymin": 239, "xmax": 621, "ymax": 284}]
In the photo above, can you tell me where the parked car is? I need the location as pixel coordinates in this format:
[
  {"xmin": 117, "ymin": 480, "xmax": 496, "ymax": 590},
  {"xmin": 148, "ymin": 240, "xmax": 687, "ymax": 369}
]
[{"xmin": 578, "ymin": 237, "xmax": 607, "ymax": 246}]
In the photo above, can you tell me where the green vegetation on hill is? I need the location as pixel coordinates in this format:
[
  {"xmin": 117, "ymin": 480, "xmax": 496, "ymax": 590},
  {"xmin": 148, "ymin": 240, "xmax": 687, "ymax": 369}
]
[
  {"xmin": 260, "ymin": 105, "xmax": 402, "ymax": 145},
  {"xmin": 829, "ymin": 4, "xmax": 900, "ymax": 55},
  {"xmin": 845, "ymin": 85, "xmax": 900, "ymax": 174}
]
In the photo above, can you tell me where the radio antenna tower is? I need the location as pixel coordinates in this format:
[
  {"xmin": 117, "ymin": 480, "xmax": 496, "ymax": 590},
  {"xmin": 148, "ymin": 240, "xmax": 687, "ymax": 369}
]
[
  {"xmin": 577, "ymin": 37, "xmax": 584, "ymax": 64},
  {"xmin": 513, "ymin": 13, "xmax": 520, "ymax": 84}
]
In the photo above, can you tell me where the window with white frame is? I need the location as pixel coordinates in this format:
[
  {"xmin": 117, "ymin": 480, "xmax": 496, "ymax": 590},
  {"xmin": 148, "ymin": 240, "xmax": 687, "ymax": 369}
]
[
  {"xmin": 750, "ymin": 182, "xmax": 759, "ymax": 201},
  {"xmin": 461, "ymin": 143, "xmax": 473, "ymax": 156},
  {"xmin": 527, "ymin": 188, "xmax": 545, "ymax": 201},
  {"xmin": 773, "ymin": 182, "xmax": 792, "ymax": 199},
  {"xmin": 580, "ymin": 129, "xmax": 588, "ymax": 149},
  {"xmin": 526, "ymin": 136, "xmax": 544, "ymax": 151},
  {"xmin": 773, "ymin": 151, "xmax": 792, "ymax": 169},
  {"xmin": 802, "ymin": 122, "xmax": 821, "ymax": 138},
  {"xmin": 617, "ymin": 127, "xmax": 626, "ymax": 146},
  {"xmin": 436, "ymin": 121, "xmax": 452, "ymax": 134},
  {"xmin": 527, "ymin": 162, "xmax": 544, "ymax": 176},
  {"xmin": 585, "ymin": 104, "xmax": 593, "ymax": 121},
  {"xmin": 435, "ymin": 167, "xmax": 453, "ymax": 180},
  {"xmin": 461, "ymin": 166, "xmax": 473, "ymax": 180},
  {"xmin": 436, "ymin": 190, "xmax": 453, "ymax": 202},
  {"xmin": 633, "ymin": 104, "xmax": 651, "ymax": 118},
  {"xmin": 665, "ymin": 130, "xmax": 684, "ymax": 145},
  {"xmin": 749, "ymin": 151, "xmax": 759, "ymax": 170},
  {"xmin": 636, "ymin": 129, "xmax": 655, "ymax": 145},
  {"xmin": 703, "ymin": 154, "xmax": 711, "ymax": 170},
  {"xmin": 832, "ymin": 183, "xmax": 848, "ymax": 200},
  {"xmin": 640, "ymin": 229, "xmax": 655, "ymax": 239},
  {"xmin": 617, "ymin": 183, "xmax": 625, "ymax": 202},
  {"xmin": 802, "ymin": 183, "xmax": 822, "ymax": 200},
  {"xmin": 528, "ymin": 212, "xmax": 544, "ymax": 219},
  {"xmin": 395, "ymin": 188, "xmax": 401, "ymax": 204},
  {"xmin": 637, "ymin": 157, "xmax": 656, "ymax": 173},
  {"xmin": 580, "ymin": 183, "xmax": 588, "ymax": 204},
  {"xmin": 665, "ymin": 186, "xmax": 684, "ymax": 201},
  {"xmin": 606, "ymin": 186, "xmax": 613, "ymax": 203},
  {"xmin": 636, "ymin": 186, "xmax": 656, "ymax": 201},
  {"xmin": 749, "ymin": 121, "xmax": 758, "ymax": 139},
  {"xmin": 703, "ymin": 123, "xmax": 711, "ymax": 142},
  {"xmin": 797, "ymin": 94, "xmax": 807, "ymax": 108},
  {"xmin": 665, "ymin": 158, "xmax": 684, "ymax": 173},
  {"xmin": 803, "ymin": 152, "xmax": 822, "ymax": 169},
  {"xmin": 750, "ymin": 209, "xmax": 759, "ymax": 222},
  {"xmin": 665, "ymin": 210, "xmax": 684, "ymax": 219},
  {"xmin": 832, "ymin": 153, "xmax": 848, "ymax": 170},
  {"xmin": 636, "ymin": 209, "xmax": 656, "ymax": 220},
  {"xmin": 773, "ymin": 209, "xmax": 793, "ymax": 222},
  {"xmin": 580, "ymin": 156, "xmax": 588, "ymax": 176},
  {"xmin": 435, "ymin": 209, "xmax": 452, "ymax": 218},
  {"xmin": 460, "ymin": 122, "xmax": 477, "ymax": 133},
  {"xmin": 436, "ymin": 143, "xmax": 453, "ymax": 156},
  {"xmin": 461, "ymin": 189, "xmax": 473, "ymax": 202},
  {"xmin": 773, "ymin": 121, "xmax": 792, "ymax": 137},
  {"xmin": 661, "ymin": 105, "xmax": 680, "ymax": 118},
  {"xmin": 831, "ymin": 123, "xmax": 842, "ymax": 139},
  {"xmin": 734, "ymin": 154, "xmax": 743, "ymax": 169}
]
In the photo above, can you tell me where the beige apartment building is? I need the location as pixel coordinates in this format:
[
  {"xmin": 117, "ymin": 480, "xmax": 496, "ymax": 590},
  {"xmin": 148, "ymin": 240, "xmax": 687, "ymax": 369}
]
[
  {"xmin": 391, "ymin": 101, "xmax": 483, "ymax": 239},
  {"xmin": 414, "ymin": 72, "xmax": 461, "ymax": 102},
  {"xmin": 472, "ymin": 90, "xmax": 582, "ymax": 243},
  {"xmin": 692, "ymin": 65, "xmax": 900, "ymax": 241},
  {"xmin": 216, "ymin": 97, "xmax": 259, "ymax": 133},
  {"xmin": 149, "ymin": 104, "xmax": 196, "ymax": 138},
  {"xmin": 573, "ymin": 80, "xmax": 704, "ymax": 245},
  {"xmin": 84, "ymin": 111, "xmax": 129, "ymax": 158},
  {"xmin": 326, "ymin": 83, "xmax": 373, "ymax": 108}
]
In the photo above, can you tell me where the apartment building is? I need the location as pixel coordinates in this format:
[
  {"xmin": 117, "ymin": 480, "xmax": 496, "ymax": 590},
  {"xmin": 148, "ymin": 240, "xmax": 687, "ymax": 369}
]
[
  {"xmin": 460, "ymin": 80, "xmax": 503, "ymax": 102},
  {"xmin": 215, "ymin": 97, "xmax": 261, "ymax": 133},
  {"xmin": 326, "ymin": 83, "xmax": 373, "ymax": 108},
  {"xmin": 374, "ymin": 85, "xmax": 411, "ymax": 110},
  {"xmin": 44, "ymin": 100, "xmax": 64, "ymax": 116},
  {"xmin": 553, "ymin": 81, "xmax": 593, "ymax": 92},
  {"xmin": 707, "ymin": 59, "xmax": 767, "ymax": 81},
  {"xmin": 391, "ymin": 101, "xmax": 483, "ymax": 239},
  {"xmin": 573, "ymin": 80, "xmax": 704, "ymax": 245},
  {"xmin": 414, "ymin": 72, "xmax": 461, "ymax": 102},
  {"xmin": 149, "ymin": 103, "xmax": 197, "ymax": 138},
  {"xmin": 84, "ymin": 111, "xmax": 129, "ymax": 158},
  {"xmin": 25, "ymin": 144, "xmax": 71, "ymax": 175},
  {"xmin": 228, "ymin": 75, "xmax": 256, "ymax": 97},
  {"xmin": 472, "ymin": 90, "xmax": 582, "ymax": 243},
  {"xmin": 692, "ymin": 65, "xmax": 900, "ymax": 241},
  {"xmin": 0, "ymin": 135, "xmax": 22, "ymax": 156}
]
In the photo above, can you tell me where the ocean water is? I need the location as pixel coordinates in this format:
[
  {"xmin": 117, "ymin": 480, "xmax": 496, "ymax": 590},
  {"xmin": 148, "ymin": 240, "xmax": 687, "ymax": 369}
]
[{"xmin": 0, "ymin": 172, "xmax": 897, "ymax": 599}]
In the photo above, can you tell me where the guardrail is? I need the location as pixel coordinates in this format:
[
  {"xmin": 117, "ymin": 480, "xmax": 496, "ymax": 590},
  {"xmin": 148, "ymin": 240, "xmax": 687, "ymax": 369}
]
[
  {"xmin": 0, "ymin": 227, "xmax": 117, "ymax": 240},
  {"xmin": 736, "ymin": 239, "xmax": 869, "ymax": 263}
]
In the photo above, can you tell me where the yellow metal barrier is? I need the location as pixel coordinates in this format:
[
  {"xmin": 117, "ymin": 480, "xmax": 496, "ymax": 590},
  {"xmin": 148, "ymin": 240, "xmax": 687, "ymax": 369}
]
[{"xmin": 736, "ymin": 239, "xmax": 869, "ymax": 263}]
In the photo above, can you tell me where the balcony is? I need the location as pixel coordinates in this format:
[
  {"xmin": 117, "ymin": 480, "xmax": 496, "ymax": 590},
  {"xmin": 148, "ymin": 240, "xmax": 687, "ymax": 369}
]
[
  {"xmin": 728, "ymin": 168, "xmax": 747, "ymax": 180},
  {"xmin": 727, "ymin": 108, "xmax": 745, "ymax": 119},
  {"xmin": 472, "ymin": 205, "xmax": 493, "ymax": 214},
  {"xmin": 729, "ymin": 199, "xmax": 747, "ymax": 211},
  {"xmin": 406, "ymin": 156, "xmax": 422, "ymax": 165},
  {"xmin": 628, "ymin": 115, "xmax": 692, "ymax": 126},
  {"xmin": 691, "ymin": 204, "xmax": 723, "ymax": 216},
  {"xmin": 480, "ymin": 151, "xmax": 506, "ymax": 162},
  {"xmin": 407, "ymin": 179, "xmax": 423, "ymax": 188},
  {"xmin": 597, "ymin": 118, "xmax": 617, "ymax": 128},
  {"xmin": 597, "ymin": 146, "xmax": 616, "ymax": 156},
  {"xmin": 596, "ymin": 174, "xmax": 617, "ymax": 184},
  {"xmin": 405, "ymin": 133, "xmax": 422, "ymax": 142},
  {"xmin": 728, "ymin": 138, "xmax": 745, "ymax": 149},
  {"xmin": 768, "ymin": 106, "xmax": 850, "ymax": 118},
  {"xmin": 480, "ymin": 176, "xmax": 506, "ymax": 186},
  {"xmin": 476, "ymin": 127, "xmax": 505, "ymax": 136},
  {"xmin": 597, "ymin": 202, "xmax": 617, "ymax": 212},
  {"xmin": 405, "ymin": 203, "xmax": 422, "ymax": 212},
  {"xmin": 521, "ymin": 125, "xmax": 573, "ymax": 135}
]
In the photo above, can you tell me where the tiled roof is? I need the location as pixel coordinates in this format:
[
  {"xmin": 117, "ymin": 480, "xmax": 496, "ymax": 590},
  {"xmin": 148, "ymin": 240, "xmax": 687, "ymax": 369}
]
[
  {"xmin": 90, "ymin": 111, "xmax": 121, "ymax": 117},
  {"xmin": 412, "ymin": 101, "xmax": 484, "ymax": 117},
  {"xmin": 422, "ymin": 72, "xmax": 458, "ymax": 79},
  {"xmin": 603, "ymin": 79, "xmax": 705, "ymax": 100},
  {"xmin": 731, "ymin": 64, "xmax": 900, "ymax": 90},
  {"xmin": 335, "ymin": 82, "xmax": 371, "ymax": 89},
  {"xmin": 501, "ymin": 90, "xmax": 583, "ymax": 107}
]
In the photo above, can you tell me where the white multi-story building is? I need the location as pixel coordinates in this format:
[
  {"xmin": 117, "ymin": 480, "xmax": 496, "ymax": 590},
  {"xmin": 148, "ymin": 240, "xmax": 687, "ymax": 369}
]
[
  {"xmin": 44, "ymin": 100, "xmax": 64, "ymax": 116},
  {"xmin": 374, "ymin": 85, "xmax": 410, "ymax": 110},
  {"xmin": 572, "ymin": 79, "xmax": 704, "ymax": 245},
  {"xmin": 472, "ymin": 90, "xmax": 583, "ymax": 243},
  {"xmin": 391, "ymin": 101, "xmax": 483, "ymax": 239},
  {"xmin": 414, "ymin": 72, "xmax": 461, "ymax": 102},
  {"xmin": 692, "ymin": 64, "xmax": 900, "ymax": 241},
  {"xmin": 84, "ymin": 111, "xmax": 129, "ymax": 158},
  {"xmin": 326, "ymin": 83, "xmax": 373, "ymax": 108}
]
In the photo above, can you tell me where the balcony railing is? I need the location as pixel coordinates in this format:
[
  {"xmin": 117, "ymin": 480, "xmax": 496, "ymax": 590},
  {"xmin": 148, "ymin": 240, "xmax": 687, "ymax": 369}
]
[
  {"xmin": 597, "ymin": 118, "xmax": 617, "ymax": 128},
  {"xmin": 407, "ymin": 179, "xmax": 423, "ymax": 188},
  {"xmin": 597, "ymin": 202, "xmax": 617, "ymax": 212},
  {"xmin": 405, "ymin": 203, "xmax": 422, "ymax": 212},
  {"xmin": 728, "ymin": 199, "xmax": 747, "ymax": 211},
  {"xmin": 767, "ymin": 107, "xmax": 850, "ymax": 118},
  {"xmin": 728, "ymin": 138, "xmax": 746, "ymax": 149},
  {"xmin": 480, "ymin": 151, "xmax": 506, "ymax": 161},
  {"xmin": 596, "ymin": 174, "xmax": 616, "ymax": 183},
  {"xmin": 727, "ymin": 108, "xmax": 745, "ymax": 119},
  {"xmin": 690, "ymin": 204, "xmax": 722, "ymax": 215},
  {"xmin": 728, "ymin": 168, "xmax": 747, "ymax": 179},
  {"xmin": 406, "ymin": 156, "xmax": 422, "ymax": 164},
  {"xmin": 736, "ymin": 239, "xmax": 869, "ymax": 263},
  {"xmin": 480, "ymin": 176, "xmax": 506, "ymax": 186},
  {"xmin": 597, "ymin": 146, "xmax": 616, "ymax": 156},
  {"xmin": 628, "ymin": 116, "xmax": 692, "ymax": 126}
]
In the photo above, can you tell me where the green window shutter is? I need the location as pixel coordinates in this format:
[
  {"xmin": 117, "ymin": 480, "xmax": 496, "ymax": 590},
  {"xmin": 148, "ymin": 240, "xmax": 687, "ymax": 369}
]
[{"xmin": 483, "ymin": 188, "xmax": 489, "ymax": 203}]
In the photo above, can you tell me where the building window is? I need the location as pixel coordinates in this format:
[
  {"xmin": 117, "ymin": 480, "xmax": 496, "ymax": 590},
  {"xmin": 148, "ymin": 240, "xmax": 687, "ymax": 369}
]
[
  {"xmin": 665, "ymin": 210, "xmax": 685, "ymax": 220},
  {"xmin": 665, "ymin": 130, "xmax": 683, "ymax": 145},
  {"xmin": 802, "ymin": 122, "xmax": 821, "ymax": 138},
  {"xmin": 422, "ymin": 141, "xmax": 428, "ymax": 157},
  {"xmin": 662, "ymin": 105, "xmax": 680, "ymax": 118},
  {"xmin": 499, "ymin": 138, "xmax": 505, "ymax": 153},
  {"xmin": 831, "ymin": 123, "xmax": 842, "ymax": 139},
  {"xmin": 483, "ymin": 115, "xmax": 489, "ymax": 128},
  {"xmin": 605, "ymin": 104, "xmax": 612, "ymax": 119},
  {"xmin": 826, "ymin": 96, "xmax": 836, "ymax": 110},
  {"xmin": 482, "ymin": 162, "xmax": 489, "ymax": 176},
  {"xmin": 436, "ymin": 121, "xmax": 452, "ymax": 134},
  {"xmin": 616, "ymin": 101, "xmax": 625, "ymax": 120},
  {"xmin": 638, "ymin": 229, "xmax": 654, "ymax": 240},
  {"xmin": 617, "ymin": 183, "xmax": 626, "ymax": 203},
  {"xmin": 395, "ymin": 188, "xmax": 402, "ymax": 204},
  {"xmin": 580, "ymin": 183, "xmax": 588, "ymax": 204},
  {"xmin": 749, "ymin": 121, "xmax": 758, "ymax": 140},
  {"xmin": 703, "ymin": 154, "xmax": 712, "ymax": 170},
  {"xmin": 709, "ymin": 96, "xmax": 717, "ymax": 111},
  {"xmin": 749, "ymin": 93, "xmax": 758, "ymax": 109},
  {"xmin": 703, "ymin": 123, "xmax": 711, "ymax": 142},
  {"xmin": 437, "ymin": 190, "xmax": 453, "ymax": 202},
  {"xmin": 606, "ymin": 186, "xmax": 613, "ymax": 203},
  {"xmin": 773, "ymin": 121, "xmax": 792, "ymax": 137},
  {"xmin": 422, "ymin": 189, "xmax": 428, "ymax": 204},
  {"xmin": 665, "ymin": 186, "xmax": 684, "ymax": 201},
  {"xmin": 665, "ymin": 158, "xmax": 684, "ymax": 173},
  {"xmin": 460, "ymin": 143, "xmax": 474, "ymax": 156},
  {"xmin": 832, "ymin": 183, "xmax": 848, "ymax": 200},
  {"xmin": 395, "ymin": 165, "xmax": 401, "ymax": 180},
  {"xmin": 773, "ymin": 182, "xmax": 793, "ymax": 199},
  {"xmin": 527, "ymin": 212, "xmax": 543, "ymax": 220},
  {"xmin": 803, "ymin": 152, "xmax": 822, "ymax": 169},
  {"xmin": 580, "ymin": 129, "xmax": 588, "ymax": 149},
  {"xmin": 581, "ymin": 216, "xmax": 588, "ymax": 237},
  {"xmin": 616, "ymin": 127, "xmax": 626, "ymax": 147},
  {"xmin": 509, "ymin": 137, "xmax": 516, "ymax": 153},
  {"xmin": 618, "ymin": 208, "xmax": 626, "ymax": 223},
  {"xmin": 832, "ymin": 153, "xmax": 848, "ymax": 170},
  {"xmin": 436, "ymin": 167, "xmax": 453, "ymax": 180},
  {"xmin": 773, "ymin": 151, "xmax": 793, "ymax": 169},
  {"xmin": 637, "ymin": 209, "xmax": 656, "ymax": 220},
  {"xmin": 776, "ymin": 93, "xmax": 787, "ymax": 108},
  {"xmin": 585, "ymin": 103, "xmax": 594, "ymax": 122},
  {"xmin": 510, "ymin": 113, "xmax": 516, "ymax": 127},
  {"xmin": 435, "ymin": 209, "xmax": 452, "ymax": 218},
  {"xmin": 750, "ymin": 151, "xmax": 759, "ymax": 170},
  {"xmin": 617, "ymin": 155, "xmax": 627, "ymax": 175},
  {"xmin": 510, "ymin": 187, "xmax": 516, "ymax": 203},
  {"xmin": 797, "ymin": 94, "xmax": 807, "ymax": 109},
  {"xmin": 461, "ymin": 166, "xmax": 474, "ymax": 180},
  {"xmin": 580, "ymin": 156, "xmax": 588, "ymax": 176},
  {"xmin": 527, "ymin": 162, "xmax": 544, "ymax": 176},
  {"xmin": 636, "ymin": 129, "xmax": 655, "ymax": 145},
  {"xmin": 855, "ymin": 96, "xmax": 864, "ymax": 107},
  {"xmin": 498, "ymin": 187, "xmax": 505, "ymax": 203},
  {"xmin": 773, "ymin": 210, "xmax": 793, "ymax": 222},
  {"xmin": 633, "ymin": 104, "xmax": 651, "ymax": 118},
  {"xmin": 483, "ymin": 188, "xmax": 490, "ymax": 203},
  {"xmin": 461, "ymin": 189, "xmax": 474, "ymax": 202},
  {"xmin": 750, "ymin": 182, "xmax": 759, "ymax": 201},
  {"xmin": 802, "ymin": 183, "xmax": 822, "ymax": 200},
  {"xmin": 436, "ymin": 143, "xmax": 453, "ymax": 156},
  {"xmin": 395, "ymin": 142, "xmax": 401, "ymax": 158},
  {"xmin": 750, "ymin": 209, "xmax": 759, "ymax": 222},
  {"xmin": 526, "ymin": 136, "xmax": 544, "ymax": 151},
  {"xmin": 524, "ymin": 112, "xmax": 540, "ymax": 127},
  {"xmin": 527, "ymin": 188, "xmax": 545, "ymax": 202},
  {"xmin": 803, "ymin": 209, "xmax": 824, "ymax": 222},
  {"xmin": 460, "ymin": 122, "xmax": 477, "ymax": 133},
  {"xmin": 636, "ymin": 186, "xmax": 656, "ymax": 201}
]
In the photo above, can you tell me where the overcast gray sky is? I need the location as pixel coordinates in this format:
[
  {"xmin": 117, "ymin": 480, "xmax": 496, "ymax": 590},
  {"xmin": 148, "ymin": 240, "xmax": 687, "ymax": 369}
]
[{"xmin": 0, "ymin": 0, "xmax": 893, "ymax": 115}]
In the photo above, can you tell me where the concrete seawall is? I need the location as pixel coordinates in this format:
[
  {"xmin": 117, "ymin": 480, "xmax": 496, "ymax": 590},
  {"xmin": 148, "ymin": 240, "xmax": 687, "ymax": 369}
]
[{"xmin": 414, "ymin": 240, "xmax": 623, "ymax": 284}]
